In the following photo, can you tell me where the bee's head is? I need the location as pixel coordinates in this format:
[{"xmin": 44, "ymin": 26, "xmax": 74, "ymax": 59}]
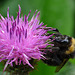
[{"xmin": 53, "ymin": 34, "xmax": 72, "ymax": 47}]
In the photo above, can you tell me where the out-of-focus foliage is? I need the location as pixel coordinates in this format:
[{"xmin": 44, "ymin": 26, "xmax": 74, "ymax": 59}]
[{"xmin": 0, "ymin": 0, "xmax": 74, "ymax": 75}]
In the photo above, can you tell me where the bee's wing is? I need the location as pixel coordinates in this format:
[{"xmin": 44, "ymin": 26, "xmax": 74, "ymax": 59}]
[{"xmin": 55, "ymin": 59, "xmax": 69, "ymax": 72}]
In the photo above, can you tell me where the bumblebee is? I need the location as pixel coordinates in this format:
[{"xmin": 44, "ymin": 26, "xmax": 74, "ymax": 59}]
[{"xmin": 42, "ymin": 28, "xmax": 75, "ymax": 72}]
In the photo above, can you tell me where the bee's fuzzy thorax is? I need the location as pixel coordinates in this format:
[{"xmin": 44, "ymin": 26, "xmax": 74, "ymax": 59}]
[{"xmin": 65, "ymin": 38, "xmax": 75, "ymax": 55}]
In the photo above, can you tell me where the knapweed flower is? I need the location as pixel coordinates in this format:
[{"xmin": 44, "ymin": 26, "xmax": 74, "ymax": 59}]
[{"xmin": 0, "ymin": 5, "xmax": 53, "ymax": 72}]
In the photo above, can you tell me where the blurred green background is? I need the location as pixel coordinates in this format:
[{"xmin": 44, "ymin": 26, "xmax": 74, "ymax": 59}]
[{"xmin": 0, "ymin": 0, "xmax": 75, "ymax": 75}]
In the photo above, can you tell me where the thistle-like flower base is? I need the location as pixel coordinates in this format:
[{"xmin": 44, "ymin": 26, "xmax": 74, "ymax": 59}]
[{"xmin": 3, "ymin": 59, "xmax": 37, "ymax": 75}]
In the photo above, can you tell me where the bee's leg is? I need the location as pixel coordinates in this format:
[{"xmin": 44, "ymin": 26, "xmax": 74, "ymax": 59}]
[
  {"xmin": 44, "ymin": 27, "xmax": 60, "ymax": 33},
  {"xmin": 44, "ymin": 28, "xmax": 61, "ymax": 40},
  {"xmin": 43, "ymin": 47, "xmax": 60, "ymax": 52},
  {"xmin": 39, "ymin": 27, "xmax": 60, "ymax": 33},
  {"xmin": 52, "ymin": 28, "xmax": 60, "ymax": 33}
]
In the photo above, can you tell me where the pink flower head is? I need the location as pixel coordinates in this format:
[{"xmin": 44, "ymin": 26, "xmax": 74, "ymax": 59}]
[{"xmin": 0, "ymin": 5, "xmax": 53, "ymax": 71}]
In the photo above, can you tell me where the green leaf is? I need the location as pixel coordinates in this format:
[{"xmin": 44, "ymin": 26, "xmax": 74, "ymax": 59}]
[{"xmin": 0, "ymin": 62, "xmax": 4, "ymax": 71}]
